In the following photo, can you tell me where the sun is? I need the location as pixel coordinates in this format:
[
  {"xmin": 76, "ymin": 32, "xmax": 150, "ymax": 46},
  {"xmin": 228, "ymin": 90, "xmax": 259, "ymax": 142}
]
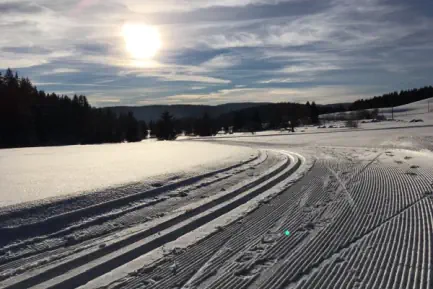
[{"xmin": 122, "ymin": 23, "xmax": 162, "ymax": 59}]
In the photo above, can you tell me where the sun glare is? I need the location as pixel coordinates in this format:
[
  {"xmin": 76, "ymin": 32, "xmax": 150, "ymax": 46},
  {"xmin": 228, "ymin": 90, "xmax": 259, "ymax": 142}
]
[{"xmin": 122, "ymin": 23, "xmax": 161, "ymax": 60}]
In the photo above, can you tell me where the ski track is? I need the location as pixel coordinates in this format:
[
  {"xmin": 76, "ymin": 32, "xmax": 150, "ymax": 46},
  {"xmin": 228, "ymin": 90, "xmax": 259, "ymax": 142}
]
[
  {"xmin": 1, "ymin": 144, "xmax": 433, "ymax": 289},
  {"xmin": 0, "ymin": 152, "xmax": 274, "ymax": 278},
  {"xmin": 0, "ymin": 149, "xmax": 298, "ymax": 288},
  {"xmin": 87, "ymin": 147, "xmax": 433, "ymax": 289}
]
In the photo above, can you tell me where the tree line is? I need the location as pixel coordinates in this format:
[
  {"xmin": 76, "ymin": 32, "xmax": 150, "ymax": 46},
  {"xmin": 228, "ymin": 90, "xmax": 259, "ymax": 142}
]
[
  {"xmin": 4, "ymin": 68, "xmax": 429, "ymax": 144},
  {"xmin": 349, "ymin": 86, "xmax": 433, "ymax": 111},
  {"xmin": 0, "ymin": 69, "xmax": 323, "ymax": 145},
  {"xmin": 152, "ymin": 101, "xmax": 321, "ymax": 139},
  {"xmin": 0, "ymin": 69, "xmax": 147, "ymax": 148},
  {"xmin": 151, "ymin": 85, "xmax": 433, "ymax": 139}
]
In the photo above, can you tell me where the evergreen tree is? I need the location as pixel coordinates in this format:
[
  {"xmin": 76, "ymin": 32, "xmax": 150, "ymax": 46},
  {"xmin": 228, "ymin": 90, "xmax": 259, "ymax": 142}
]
[
  {"xmin": 233, "ymin": 111, "xmax": 245, "ymax": 132},
  {"xmin": 125, "ymin": 112, "xmax": 140, "ymax": 142},
  {"xmin": 155, "ymin": 111, "xmax": 177, "ymax": 140},
  {"xmin": 0, "ymin": 68, "xmax": 145, "ymax": 148},
  {"xmin": 269, "ymin": 109, "xmax": 283, "ymax": 129},
  {"xmin": 305, "ymin": 101, "xmax": 311, "ymax": 119},
  {"xmin": 287, "ymin": 105, "xmax": 297, "ymax": 132},
  {"xmin": 249, "ymin": 110, "xmax": 262, "ymax": 133},
  {"xmin": 148, "ymin": 121, "xmax": 155, "ymax": 137},
  {"xmin": 349, "ymin": 86, "xmax": 433, "ymax": 111},
  {"xmin": 311, "ymin": 102, "xmax": 319, "ymax": 124},
  {"xmin": 139, "ymin": 120, "xmax": 148, "ymax": 139},
  {"xmin": 196, "ymin": 112, "xmax": 213, "ymax": 136}
]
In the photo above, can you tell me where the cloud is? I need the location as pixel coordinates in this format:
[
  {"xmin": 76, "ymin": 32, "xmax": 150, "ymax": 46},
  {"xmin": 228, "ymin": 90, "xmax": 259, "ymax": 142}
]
[
  {"xmin": 0, "ymin": 2, "xmax": 44, "ymax": 14},
  {"xmin": 126, "ymin": 0, "xmax": 294, "ymax": 14},
  {"xmin": 202, "ymin": 33, "xmax": 263, "ymax": 49},
  {"xmin": 90, "ymin": 98, "xmax": 121, "ymax": 105},
  {"xmin": 0, "ymin": 53, "xmax": 48, "ymax": 68},
  {"xmin": 33, "ymin": 82, "xmax": 132, "ymax": 88},
  {"xmin": 1, "ymin": 0, "xmax": 433, "ymax": 106},
  {"xmin": 132, "ymin": 0, "xmax": 330, "ymax": 25},
  {"xmin": 42, "ymin": 68, "xmax": 81, "ymax": 75},
  {"xmin": 144, "ymin": 73, "xmax": 231, "ymax": 84},
  {"xmin": 279, "ymin": 63, "xmax": 340, "ymax": 74},
  {"xmin": 2, "ymin": 46, "xmax": 52, "ymax": 54},
  {"xmin": 201, "ymin": 54, "xmax": 242, "ymax": 69},
  {"xmin": 75, "ymin": 43, "xmax": 113, "ymax": 55},
  {"xmin": 163, "ymin": 85, "xmax": 381, "ymax": 105},
  {"xmin": 259, "ymin": 77, "xmax": 314, "ymax": 84}
]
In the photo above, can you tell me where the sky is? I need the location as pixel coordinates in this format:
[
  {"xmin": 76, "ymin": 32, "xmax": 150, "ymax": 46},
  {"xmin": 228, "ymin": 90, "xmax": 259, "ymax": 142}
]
[{"xmin": 1, "ymin": 0, "xmax": 433, "ymax": 106}]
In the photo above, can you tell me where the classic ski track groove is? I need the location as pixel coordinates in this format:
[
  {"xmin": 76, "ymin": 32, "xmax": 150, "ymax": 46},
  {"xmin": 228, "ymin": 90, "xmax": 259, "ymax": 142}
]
[
  {"xmin": 1, "ymin": 150, "xmax": 302, "ymax": 289},
  {"xmin": 99, "ymin": 148, "xmax": 433, "ymax": 289},
  {"xmin": 0, "ymin": 151, "xmax": 275, "ymax": 271}
]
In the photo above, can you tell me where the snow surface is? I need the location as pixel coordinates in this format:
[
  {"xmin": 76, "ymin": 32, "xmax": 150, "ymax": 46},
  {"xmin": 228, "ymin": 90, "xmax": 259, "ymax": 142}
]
[
  {"xmin": 209, "ymin": 126, "xmax": 433, "ymax": 152},
  {"xmin": 199, "ymin": 97, "xmax": 433, "ymax": 140},
  {"xmin": 79, "ymin": 151, "xmax": 312, "ymax": 289},
  {"xmin": 1, "ymin": 102, "xmax": 432, "ymax": 289},
  {"xmin": 0, "ymin": 141, "xmax": 255, "ymax": 207},
  {"xmin": 321, "ymin": 97, "xmax": 433, "ymax": 125}
]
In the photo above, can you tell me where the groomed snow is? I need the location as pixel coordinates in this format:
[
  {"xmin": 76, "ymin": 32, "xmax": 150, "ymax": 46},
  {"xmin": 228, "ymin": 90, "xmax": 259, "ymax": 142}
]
[
  {"xmin": 0, "ymin": 141, "xmax": 255, "ymax": 207},
  {"xmin": 78, "ymin": 151, "xmax": 311, "ymax": 289}
]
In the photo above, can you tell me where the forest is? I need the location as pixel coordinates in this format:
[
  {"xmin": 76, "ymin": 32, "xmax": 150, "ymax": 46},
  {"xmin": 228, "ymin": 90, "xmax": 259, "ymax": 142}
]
[
  {"xmin": 348, "ymin": 86, "xmax": 433, "ymax": 111},
  {"xmin": 0, "ymin": 69, "xmax": 147, "ymax": 148}
]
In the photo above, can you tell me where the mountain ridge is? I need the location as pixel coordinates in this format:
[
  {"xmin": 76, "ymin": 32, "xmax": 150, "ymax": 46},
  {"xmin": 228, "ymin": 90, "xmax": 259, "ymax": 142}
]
[{"xmin": 108, "ymin": 103, "xmax": 270, "ymax": 122}]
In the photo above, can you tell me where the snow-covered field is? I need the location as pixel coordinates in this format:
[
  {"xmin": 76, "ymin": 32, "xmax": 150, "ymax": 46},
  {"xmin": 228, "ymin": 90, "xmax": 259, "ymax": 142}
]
[
  {"xmin": 1, "ymin": 106, "xmax": 432, "ymax": 289},
  {"xmin": 214, "ymin": 126, "xmax": 433, "ymax": 152},
  {"xmin": 0, "ymin": 141, "xmax": 256, "ymax": 207},
  {"xmin": 204, "ymin": 97, "xmax": 433, "ymax": 140},
  {"xmin": 321, "ymin": 97, "xmax": 433, "ymax": 125}
]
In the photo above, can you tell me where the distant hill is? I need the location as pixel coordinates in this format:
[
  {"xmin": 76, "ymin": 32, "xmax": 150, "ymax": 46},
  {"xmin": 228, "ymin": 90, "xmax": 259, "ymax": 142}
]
[
  {"xmin": 317, "ymin": 103, "xmax": 352, "ymax": 115},
  {"xmin": 108, "ymin": 103, "xmax": 269, "ymax": 122}
]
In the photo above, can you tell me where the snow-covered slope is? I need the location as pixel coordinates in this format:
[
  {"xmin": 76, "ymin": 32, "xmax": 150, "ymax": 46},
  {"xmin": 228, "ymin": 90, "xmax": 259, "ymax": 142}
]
[
  {"xmin": 376, "ymin": 97, "xmax": 433, "ymax": 116},
  {"xmin": 321, "ymin": 97, "xmax": 433, "ymax": 125},
  {"xmin": 0, "ymin": 141, "xmax": 255, "ymax": 207}
]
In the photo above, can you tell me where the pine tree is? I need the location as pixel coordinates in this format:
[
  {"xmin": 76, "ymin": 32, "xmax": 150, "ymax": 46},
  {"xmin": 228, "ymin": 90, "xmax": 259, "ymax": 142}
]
[
  {"xmin": 0, "ymin": 68, "xmax": 143, "ymax": 148},
  {"xmin": 287, "ymin": 104, "xmax": 297, "ymax": 132},
  {"xmin": 311, "ymin": 102, "xmax": 319, "ymax": 124},
  {"xmin": 250, "ymin": 110, "xmax": 262, "ymax": 133},
  {"xmin": 196, "ymin": 112, "xmax": 213, "ymax": 136},
  {"xmin": 125, "ymin": 112, "xmax": 140, "ymax": 142},
  {"xmin": 233, "ymin": 111, "xmax": 245, "ymax": 132},
  {"xmin": 155, "ymin": 111, "xmax": 177, "ymax": 140},
  {"xmin": 305, "ymin": 101, "xmax": 312, "ymax": 121},
  {"xmin": 148, "ymin": 121, "xmax": 155, "ymax": 136},
  {"xmin": 139, "ymin": 121, "xmax": 148, "ymax": 139}
]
